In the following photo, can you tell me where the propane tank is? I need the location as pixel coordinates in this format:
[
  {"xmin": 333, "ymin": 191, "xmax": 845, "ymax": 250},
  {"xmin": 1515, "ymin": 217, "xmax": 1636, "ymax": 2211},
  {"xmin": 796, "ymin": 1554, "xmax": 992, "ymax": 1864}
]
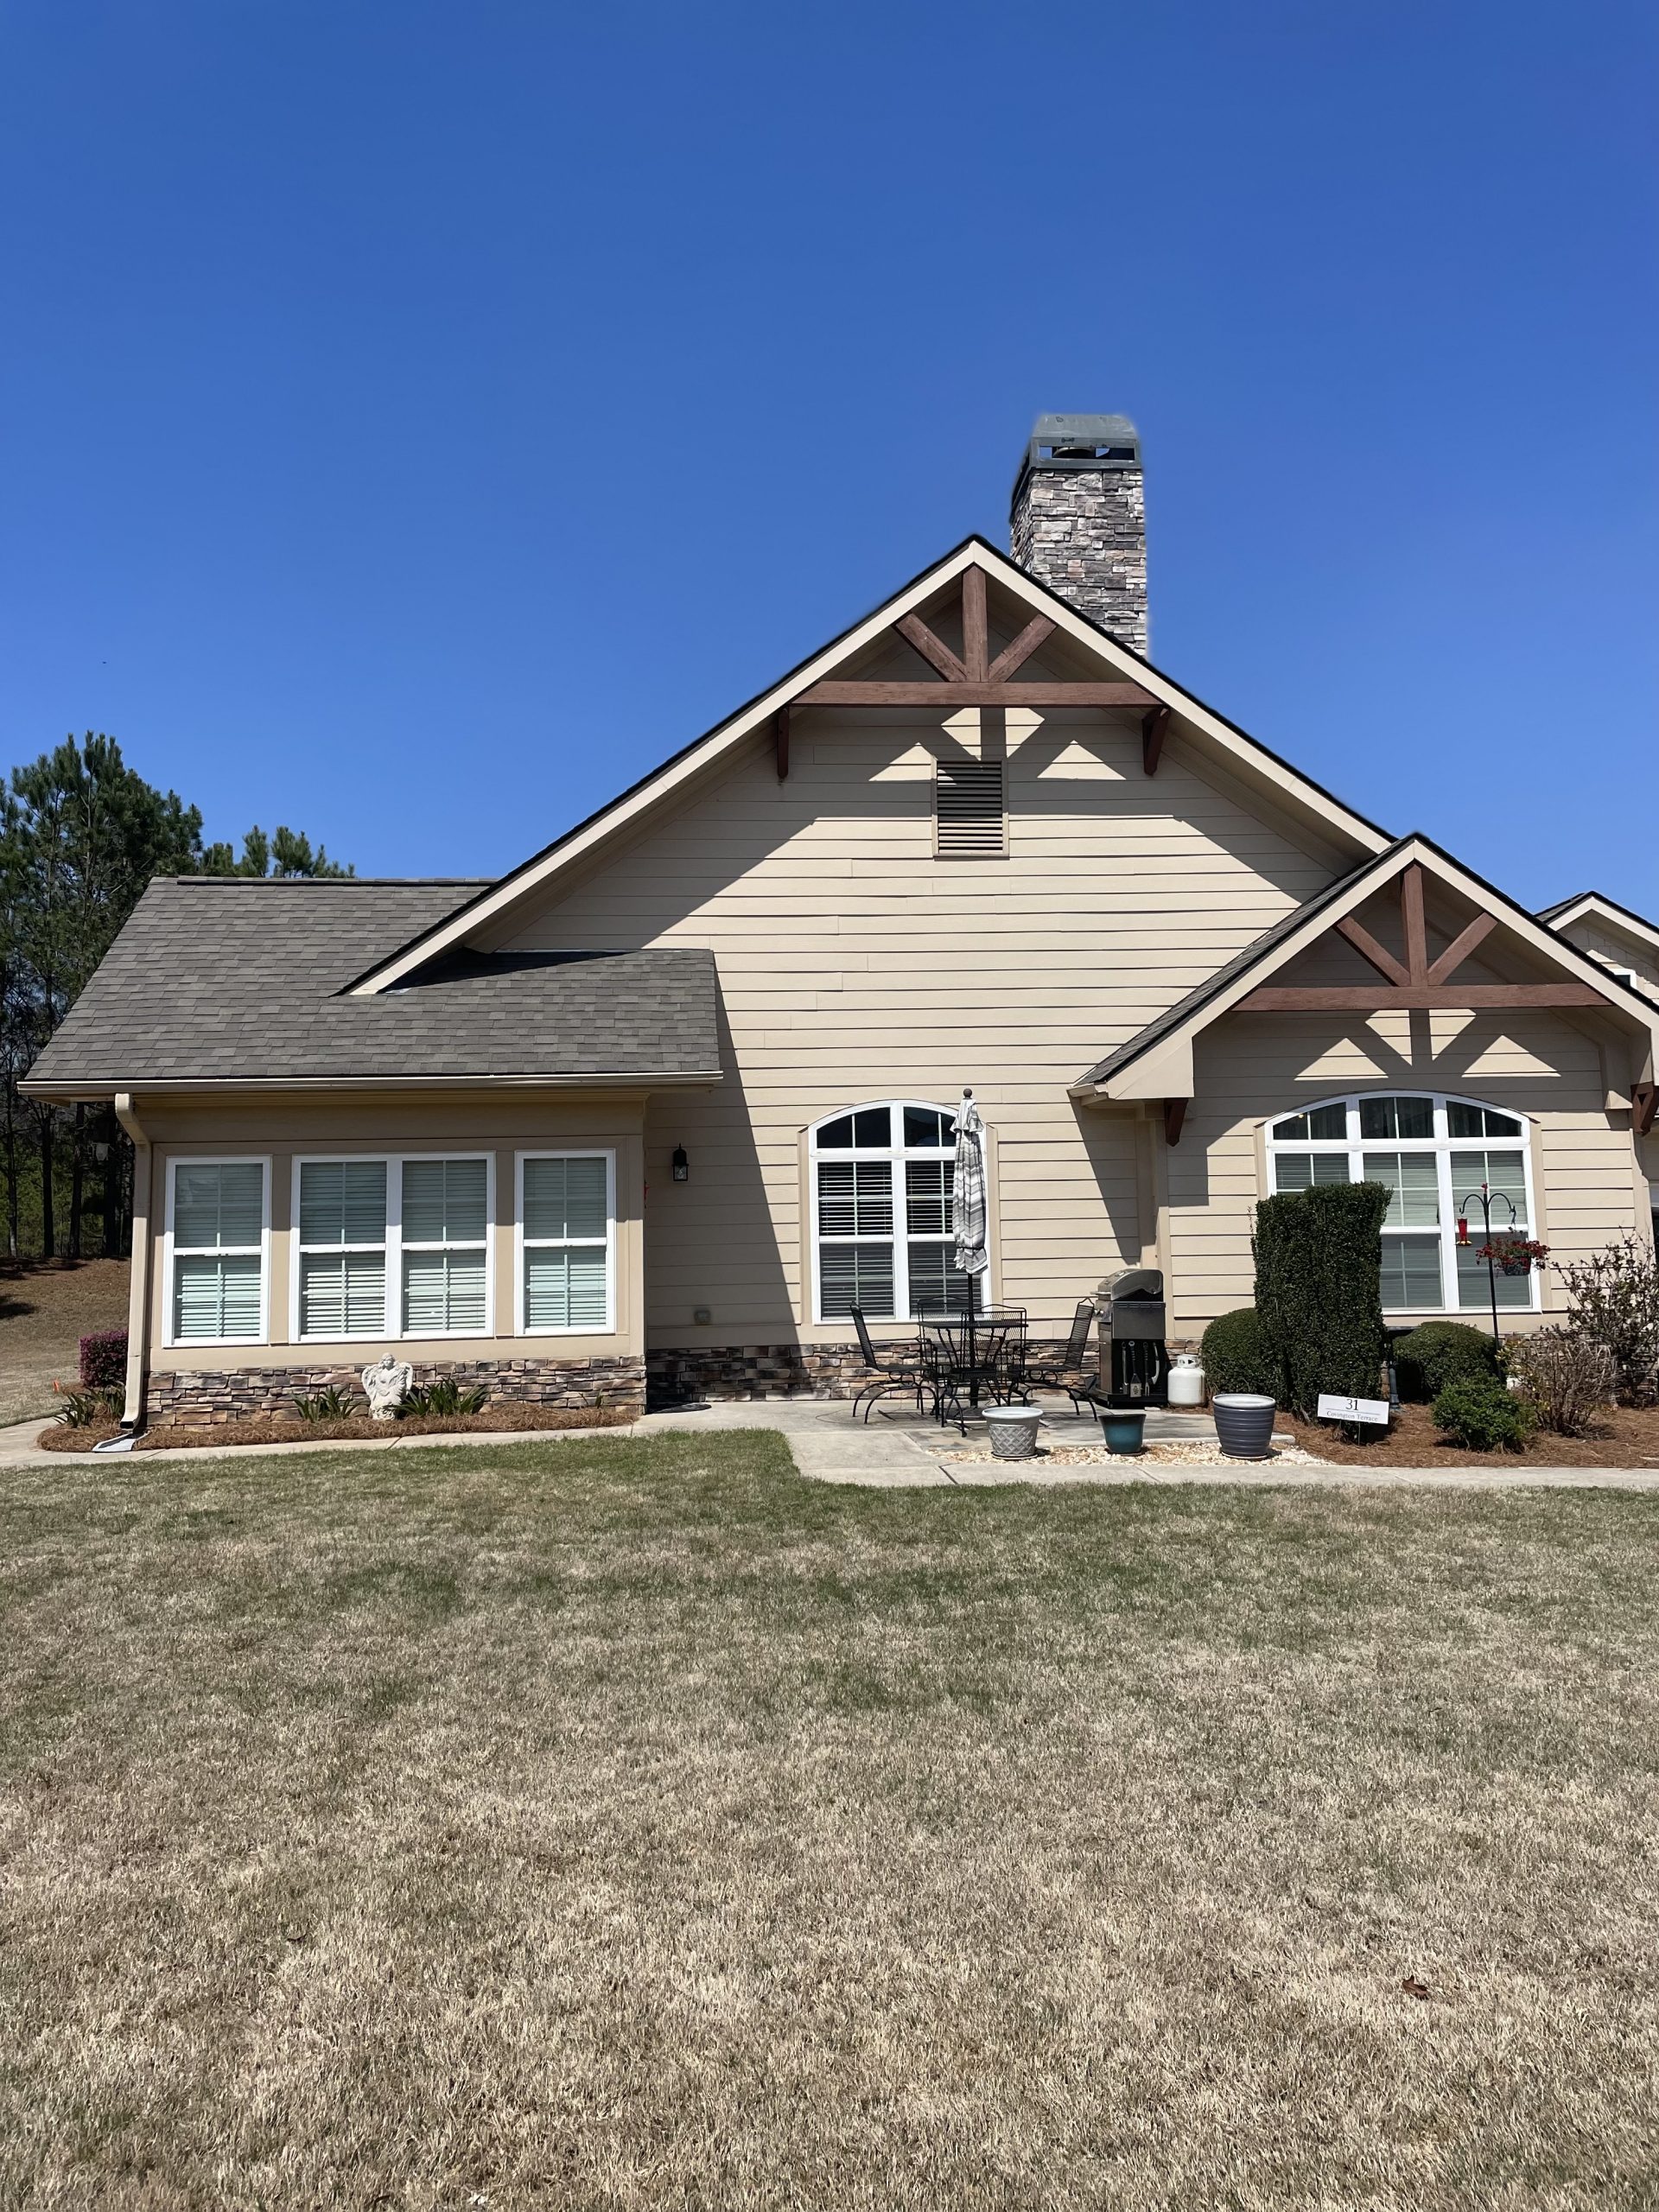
[{"xmin": 1166, "ymin": 1353, "xmax": 1205, "ymax": 1408}]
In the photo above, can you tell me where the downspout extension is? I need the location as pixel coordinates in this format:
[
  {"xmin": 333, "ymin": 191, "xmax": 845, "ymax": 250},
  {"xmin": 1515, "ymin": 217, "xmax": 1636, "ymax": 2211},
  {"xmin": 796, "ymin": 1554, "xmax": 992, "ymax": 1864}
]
[{"xmin": 107, "ymin": 1092, "xmax": 151, "ymax": 1443}]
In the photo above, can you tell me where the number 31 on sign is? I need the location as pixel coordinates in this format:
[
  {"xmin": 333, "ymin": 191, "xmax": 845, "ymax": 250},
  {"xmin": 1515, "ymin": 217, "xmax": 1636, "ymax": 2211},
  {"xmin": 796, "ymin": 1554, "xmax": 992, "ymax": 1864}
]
[{"xmin": 1317, "ymin": 1393, "xmax": 1390, "ymax": 1426}]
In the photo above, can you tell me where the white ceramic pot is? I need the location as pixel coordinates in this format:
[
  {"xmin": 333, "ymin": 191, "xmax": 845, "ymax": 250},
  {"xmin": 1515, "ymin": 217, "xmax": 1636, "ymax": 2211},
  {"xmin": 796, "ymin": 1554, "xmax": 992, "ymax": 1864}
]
[
  {"xmin": 983, "ymin": 1407, "xmax": 1042, "ymax": 1461},
  {"xmin": 1167, "ymin": 1355, "xmax": 1205, "ymax": 1408}
]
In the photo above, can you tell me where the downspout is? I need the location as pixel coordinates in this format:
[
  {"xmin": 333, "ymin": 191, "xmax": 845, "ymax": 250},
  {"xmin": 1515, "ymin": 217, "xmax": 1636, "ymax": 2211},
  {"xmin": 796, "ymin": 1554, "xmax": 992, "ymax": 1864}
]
[{"xmin": 110, "ymin": 1093, "xmax": 151, "ymax": 1438}]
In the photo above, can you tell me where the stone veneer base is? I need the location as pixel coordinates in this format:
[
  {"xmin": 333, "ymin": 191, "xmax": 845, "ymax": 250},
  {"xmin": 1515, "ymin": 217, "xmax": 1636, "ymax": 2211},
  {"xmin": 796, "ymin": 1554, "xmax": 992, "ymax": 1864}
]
[
  {"xmin": 147, "ymin": 1354, "xmax": 645, "ymax": 1427},
  {"xmin": 646, "ymin": 1339, "xmax": 1080, "ymax": 1408}
]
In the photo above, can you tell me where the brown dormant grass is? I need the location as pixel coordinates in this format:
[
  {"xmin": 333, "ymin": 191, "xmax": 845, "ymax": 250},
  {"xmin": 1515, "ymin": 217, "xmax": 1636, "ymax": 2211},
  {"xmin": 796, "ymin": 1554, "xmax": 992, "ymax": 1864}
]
[{"xmin": 2, "ymin": 1433, "xmax": 1656, "ymax": 2209}]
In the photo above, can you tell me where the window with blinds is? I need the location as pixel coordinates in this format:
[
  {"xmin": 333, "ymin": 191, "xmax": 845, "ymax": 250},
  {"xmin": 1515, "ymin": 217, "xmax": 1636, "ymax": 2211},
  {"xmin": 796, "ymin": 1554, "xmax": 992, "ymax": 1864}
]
[
  {"xmin": 169, "ymin": 1160, "xmax": 266, "ymax": 1344},
  {"xmin": 298, "ymin": 1160, "xmax": 388, "ymax": 1338},
  {"xmin": 401, "ymin": 1158, "xmax": 490, "ymax": 1334},
  {"xmin": 934, "ymin": 758, "xmax": 1006, "ymax": 858},
  {"xmin": 1265, "ymin": 1093, "xmax": 1535, "ymax": 1315},
  {"xmin": 521, "ymin": 1153, "xmax": 613, "ymax": 1331},
  {"xmin": 810, "ymin": 1101, "xmax": 982, "ymax": 1321}
]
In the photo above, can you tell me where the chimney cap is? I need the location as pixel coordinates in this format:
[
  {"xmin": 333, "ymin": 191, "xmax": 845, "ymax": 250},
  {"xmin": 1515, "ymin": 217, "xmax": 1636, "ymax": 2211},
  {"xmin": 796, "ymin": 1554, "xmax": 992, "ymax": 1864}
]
[{"xmin": 1013, "ymin": 412, "xmax": 1141, "ymax": 505}]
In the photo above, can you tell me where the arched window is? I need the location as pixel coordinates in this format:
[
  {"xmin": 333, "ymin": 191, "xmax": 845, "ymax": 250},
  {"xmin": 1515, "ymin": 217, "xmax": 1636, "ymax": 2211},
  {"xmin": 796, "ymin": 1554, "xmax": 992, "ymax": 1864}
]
[
  {"xmin": 1266, "ymin": 1092, "xmax": 1536, "ymax": 1314},
  {"xmin": 809, "ymin": 1101, "xmax": 982, "ymax": 1322}
]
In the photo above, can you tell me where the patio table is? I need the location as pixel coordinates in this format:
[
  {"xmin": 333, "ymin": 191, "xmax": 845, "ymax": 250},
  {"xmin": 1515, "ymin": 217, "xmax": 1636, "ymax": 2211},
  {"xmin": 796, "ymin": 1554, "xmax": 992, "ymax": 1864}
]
[{"xmin": 915, "ymin": 1304, "xmax": 1028, "ymax": 1430}]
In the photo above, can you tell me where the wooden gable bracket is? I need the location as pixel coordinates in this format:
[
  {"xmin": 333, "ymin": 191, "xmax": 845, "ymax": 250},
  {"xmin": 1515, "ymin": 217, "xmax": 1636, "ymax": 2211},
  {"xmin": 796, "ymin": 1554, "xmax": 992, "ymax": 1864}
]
[
  {"xmin": 793, "ymin": 562, "xmax": 1161, "ymax": 713},
  {"xmin": 1163, "ymin": 1096, "xmax": 1188, "ymax": 1147},
  {"xmin": 773, "ymin": 703, "xmax": 790, "ymax": 781},
  {"xmin": 1235, "ymin": 864, "xmax": 1612, "ymax": 1014},
  {"xmin": 1142, "ymin": 705, "xmax": 1171, "ymax": 776},
  {"xmin": 1634, "ymin": 1082, "xmax": 1658, "ymax": 1137}
]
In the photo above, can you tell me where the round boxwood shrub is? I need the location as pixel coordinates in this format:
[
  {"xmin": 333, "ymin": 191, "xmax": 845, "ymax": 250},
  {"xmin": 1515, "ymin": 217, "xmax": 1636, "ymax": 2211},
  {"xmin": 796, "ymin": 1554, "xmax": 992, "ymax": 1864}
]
[
  {"xmin": 1394, "ymin": 1321, "xmax": 1501, "ymax": 1403},
  {"xmin": 1200, "ymin": 1307, "xmax": 1272, "ymax": 1395},
  {"xmin": 1432, "ymin": 1374, "xmax": 1532, "ymax": 1452}
]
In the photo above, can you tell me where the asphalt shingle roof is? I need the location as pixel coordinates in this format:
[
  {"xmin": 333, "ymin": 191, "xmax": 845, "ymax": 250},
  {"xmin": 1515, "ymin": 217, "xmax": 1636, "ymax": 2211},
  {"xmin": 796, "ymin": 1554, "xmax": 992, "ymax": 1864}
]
[{"xmin": 24, "ymin": 879, "xmax": 722, "ymax": 1092}]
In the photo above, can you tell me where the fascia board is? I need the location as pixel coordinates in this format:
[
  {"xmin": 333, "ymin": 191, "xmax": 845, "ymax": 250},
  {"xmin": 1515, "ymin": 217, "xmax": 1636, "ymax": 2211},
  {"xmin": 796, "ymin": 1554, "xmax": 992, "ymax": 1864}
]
[
  {"xmin": 348, "ymin": 541, "xmax": 995, "ymax": 995},
  {"xmin": 350, "ymin": 537, "xmax": 1391, "ymax": 997},
  {"xmin": 1081, "ymin": 836, "xmax": 1659, "ymax": 1101},
  {"xmin": 1544, "ymin": 893, "xmax": 1659, "ymax": 958}
]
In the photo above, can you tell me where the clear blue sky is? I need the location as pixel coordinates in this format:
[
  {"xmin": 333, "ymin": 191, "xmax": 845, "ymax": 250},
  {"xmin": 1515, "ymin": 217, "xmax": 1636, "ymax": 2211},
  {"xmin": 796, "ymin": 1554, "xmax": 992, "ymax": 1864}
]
[{"xmin": 2, "ymin": 2, "xmax": 1654, "ymax": 910}]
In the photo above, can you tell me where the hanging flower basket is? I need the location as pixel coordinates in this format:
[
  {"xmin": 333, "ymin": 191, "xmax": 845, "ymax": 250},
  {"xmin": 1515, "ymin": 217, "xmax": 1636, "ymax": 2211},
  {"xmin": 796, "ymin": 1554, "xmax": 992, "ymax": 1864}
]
[{"xmin": 1477, "ymin": 1235, "xmax": 1549, "ymax": 1276}]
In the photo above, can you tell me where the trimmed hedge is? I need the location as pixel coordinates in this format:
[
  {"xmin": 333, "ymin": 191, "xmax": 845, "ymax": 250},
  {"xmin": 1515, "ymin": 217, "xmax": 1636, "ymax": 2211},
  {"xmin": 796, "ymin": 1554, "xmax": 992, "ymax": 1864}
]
[
  {"xmin": 79, "ymin": 1329, "xmax": 128, "ymax": 1390},
  {"xmin": 1393, "ymin": 1320, "xmax": 1500, "ymax": 1402},
  {"xmin": 1254, "ymin": 1180, "xmax": 1389, "ymax": 1419},
  {"xmin": 1199, "ymin": 1308, "xmax": 1272, "ymax": 1396}
]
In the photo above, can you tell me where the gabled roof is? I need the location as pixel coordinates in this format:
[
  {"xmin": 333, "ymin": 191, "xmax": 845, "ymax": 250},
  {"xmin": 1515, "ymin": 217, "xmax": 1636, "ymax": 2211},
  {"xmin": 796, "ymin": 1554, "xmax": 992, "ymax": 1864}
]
[
  {"xmin": 346, "ymin": 536, "xmax": 1395, "ymax": 997},
  {"xmin": 1073, "ymin": 834, "xmax": 1659, "ymax": 1103},
  {"xmin": 22, "ymin": 879, "xmax": 721, "ymax": 1096},
  {"xmin": 1539, "ymin": 889, "xmax": 1659, "ymax": 952}
]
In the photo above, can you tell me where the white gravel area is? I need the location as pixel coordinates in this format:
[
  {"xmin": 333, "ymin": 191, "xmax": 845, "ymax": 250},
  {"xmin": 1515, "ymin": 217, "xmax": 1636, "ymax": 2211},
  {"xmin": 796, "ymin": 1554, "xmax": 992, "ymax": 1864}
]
[{"xmin": 938, "ymin": 1437, "xmax": 1334, "ymax": 1468}]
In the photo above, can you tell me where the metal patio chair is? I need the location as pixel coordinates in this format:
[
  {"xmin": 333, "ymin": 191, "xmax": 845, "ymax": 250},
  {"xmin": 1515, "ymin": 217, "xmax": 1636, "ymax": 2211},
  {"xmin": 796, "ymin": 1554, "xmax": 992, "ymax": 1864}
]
[
  {"xmin": 849, "ymin": 1307, "xmax": 936, "ymax": 1423},
  {"xmin": 1012, "ymin": 1299, "xmax": 1096, "ymax": 1412}
]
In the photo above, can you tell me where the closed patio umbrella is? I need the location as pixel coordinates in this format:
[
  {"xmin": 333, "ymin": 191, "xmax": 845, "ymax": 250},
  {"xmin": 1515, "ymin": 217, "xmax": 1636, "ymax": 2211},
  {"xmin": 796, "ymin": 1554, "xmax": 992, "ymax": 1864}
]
[{"xmin": 951, "ymin": 1090, "xmax": 989, "ymax": 1290}]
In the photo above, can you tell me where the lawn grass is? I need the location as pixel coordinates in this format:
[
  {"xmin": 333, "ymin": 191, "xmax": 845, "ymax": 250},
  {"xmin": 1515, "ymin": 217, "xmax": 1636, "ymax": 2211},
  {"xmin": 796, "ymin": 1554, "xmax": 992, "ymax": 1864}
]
[{"xmin": 2, "ymin": 1431, "xmax": 1656, "ymax": 2209}]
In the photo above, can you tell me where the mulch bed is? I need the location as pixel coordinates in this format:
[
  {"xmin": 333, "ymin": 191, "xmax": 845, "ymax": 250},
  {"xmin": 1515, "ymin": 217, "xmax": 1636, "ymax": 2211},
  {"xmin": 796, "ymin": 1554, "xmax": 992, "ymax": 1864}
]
[
  {"xmin": 40, "ymin": 1405, "xmax": 639, "ymax": 1453},
  {"xmin": 1283, "ymin": 1400, "xmax": 1659, "ymax": 1470}
]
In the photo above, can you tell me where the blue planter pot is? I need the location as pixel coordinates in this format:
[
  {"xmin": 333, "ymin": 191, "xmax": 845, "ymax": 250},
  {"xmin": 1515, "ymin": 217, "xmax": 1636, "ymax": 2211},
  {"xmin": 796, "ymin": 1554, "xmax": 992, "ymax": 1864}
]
[{"xmin": 1100, "ymin": 1408, "xmax": 1147, "ymax": 1456}]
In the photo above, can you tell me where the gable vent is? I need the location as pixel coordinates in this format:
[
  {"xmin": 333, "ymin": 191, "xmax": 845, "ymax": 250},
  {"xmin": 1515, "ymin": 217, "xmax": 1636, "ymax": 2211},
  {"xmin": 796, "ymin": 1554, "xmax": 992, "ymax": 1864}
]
[{"xmin": 935, "ymin": 758, "xmax": 1006, "ymax": 858}]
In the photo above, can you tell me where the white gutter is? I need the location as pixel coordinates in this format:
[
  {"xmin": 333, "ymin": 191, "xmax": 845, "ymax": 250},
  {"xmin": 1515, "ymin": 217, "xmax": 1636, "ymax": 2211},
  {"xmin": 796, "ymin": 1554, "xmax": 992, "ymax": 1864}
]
[{"xmin": 111, "ymin": 1093, "xmax": 150, "ymax": 1434}]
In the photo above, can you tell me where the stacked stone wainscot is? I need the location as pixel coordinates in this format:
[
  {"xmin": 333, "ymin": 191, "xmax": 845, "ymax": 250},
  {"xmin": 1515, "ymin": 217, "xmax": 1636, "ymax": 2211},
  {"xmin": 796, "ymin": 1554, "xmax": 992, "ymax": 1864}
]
[
  {"xmin": 147, "ymin": 1353, "xmax": 645, "ymax": 1426},
  {"xmin": 646, "ymin": 1338, "xmax": 1078, "ymax": 1407}
]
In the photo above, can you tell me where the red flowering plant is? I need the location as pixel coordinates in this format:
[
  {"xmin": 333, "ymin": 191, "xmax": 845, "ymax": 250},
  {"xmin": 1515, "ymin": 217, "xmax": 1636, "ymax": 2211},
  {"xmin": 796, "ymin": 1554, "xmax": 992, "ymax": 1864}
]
[{"xmin": 1475, "ymin": 1234, "xmax": 1550, "ymax": 1277}]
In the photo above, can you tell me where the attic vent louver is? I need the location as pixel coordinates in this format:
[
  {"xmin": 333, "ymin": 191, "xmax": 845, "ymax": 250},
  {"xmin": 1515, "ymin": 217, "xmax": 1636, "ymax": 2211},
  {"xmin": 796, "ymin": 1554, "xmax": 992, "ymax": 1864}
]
[{"xmin": 935, "ymin": 758, "xmax": 1006, "ymax": 858}]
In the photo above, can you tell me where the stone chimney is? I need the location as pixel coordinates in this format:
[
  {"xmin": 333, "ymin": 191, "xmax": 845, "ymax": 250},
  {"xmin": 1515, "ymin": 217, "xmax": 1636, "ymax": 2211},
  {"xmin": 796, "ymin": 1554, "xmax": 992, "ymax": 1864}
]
[{"xmin": 1009, "ymin": 412, "xmax": 1147, "ymax": 655}]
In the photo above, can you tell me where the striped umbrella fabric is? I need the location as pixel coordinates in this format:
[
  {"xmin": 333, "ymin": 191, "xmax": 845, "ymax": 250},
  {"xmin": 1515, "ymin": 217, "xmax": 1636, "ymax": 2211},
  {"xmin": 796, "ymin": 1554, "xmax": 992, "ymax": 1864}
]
[{"xmin": 952, "ymin": 1090, "xmax": 989, "ymax": 1284}]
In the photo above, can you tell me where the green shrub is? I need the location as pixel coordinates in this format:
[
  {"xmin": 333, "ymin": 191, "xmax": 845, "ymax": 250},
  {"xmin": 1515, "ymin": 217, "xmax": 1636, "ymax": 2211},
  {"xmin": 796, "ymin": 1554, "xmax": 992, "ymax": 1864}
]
[
  {"xmin": 1393, "ymin": 1320, "xmax": 1502, "ymax": 1402},
  {"xmin": 293, "ymin": 1384, "xmax": 358, "ymax": 1421},
  {"xmin": 54, "ymin": 1386, "xmax": 124, "ymax": 1428},
  {"xmin": 1432, "ymin": 1374, "xmax": 1532, "ymax": 1452},
  {"xmin": 79, "ymin": 1330, "xmax": 128, "ymax": 1389},
  {"xmin": 1200, "ymin": 1308, "xmax": 1272, "ymax": 1395},
  {"xmin": 404, "ymin": 1377, "xmax": 487, "ymax": 1418},
  {"xmin": 1253, "ymin": 1181, "xmax": 1389, "ymax": 1419}
]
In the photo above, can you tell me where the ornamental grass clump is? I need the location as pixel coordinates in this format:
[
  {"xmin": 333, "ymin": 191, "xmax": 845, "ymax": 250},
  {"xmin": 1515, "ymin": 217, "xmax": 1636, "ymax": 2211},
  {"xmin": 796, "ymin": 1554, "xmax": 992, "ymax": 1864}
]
[
  {"xmin": 1557, "ymin": 1236, "xmax": 1659, "ymax": 1405},
  {"xmin": 404, "ymin": 1377, "xmax": 488, "ymax": 1417},
  {"xmin": 1253, "ymin": 1180, "xmax": 1390, "ymax": 1421},
  {"xmin": 54, "ymin": 1385, "xmax": 124, "ymax": 1428},
  {"xmin": 1432, "ymin": 1374, "xmax": 1533, "ymax": 1452},
  {"xmin": 1505, "ymin": 1327, "xmax": 1616, "ymax": 1438},
  {"xmin": 293, "ymin": 1385, "xmax": 359, "ymax": 1422}
]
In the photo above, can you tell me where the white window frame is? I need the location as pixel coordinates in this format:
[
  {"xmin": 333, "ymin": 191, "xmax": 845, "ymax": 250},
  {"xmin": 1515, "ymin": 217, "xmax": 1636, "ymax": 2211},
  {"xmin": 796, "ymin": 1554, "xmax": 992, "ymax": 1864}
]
[
  {"xmin": 289, "ymin": 1153, "xmax": 495, "ymax": 1344},
  {"xmin": 807, "ymin": 1099, "xmax": 986, "ymax": 1325},
  {"xmin": 163, "ymin": 1154, "xmax": 271, "ymax": 1350},
  {"xmin": 1264, "ymin": 1092, "xmax": 1540, "ymax": 1316},
  {"xmin": 514, "ymin": 1149, "xmax": 617, "ymax": 1336}
]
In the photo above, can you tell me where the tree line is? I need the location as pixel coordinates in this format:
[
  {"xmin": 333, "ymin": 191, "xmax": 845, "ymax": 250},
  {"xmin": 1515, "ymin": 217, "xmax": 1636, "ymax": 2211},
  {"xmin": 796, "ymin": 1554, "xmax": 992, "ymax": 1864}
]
[{"xmin": 1, "ymin": 734, "xmax": 349, "ymax": 1265}]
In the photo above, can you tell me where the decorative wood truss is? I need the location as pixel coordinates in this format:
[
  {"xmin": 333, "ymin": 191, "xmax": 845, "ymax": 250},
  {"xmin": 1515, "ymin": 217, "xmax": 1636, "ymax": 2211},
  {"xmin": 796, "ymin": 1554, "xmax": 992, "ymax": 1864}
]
[
  {"xmin": 774, "ymin": 562, "xmax": 1165, "ymax": 781},
  {"xmin": 1154, "ymin": 864, "xmax": 1648, "ymax": 1145},
  {"xmin": 1235, "ymin": 866, "xmax": 1612, "ymax": 1014}
]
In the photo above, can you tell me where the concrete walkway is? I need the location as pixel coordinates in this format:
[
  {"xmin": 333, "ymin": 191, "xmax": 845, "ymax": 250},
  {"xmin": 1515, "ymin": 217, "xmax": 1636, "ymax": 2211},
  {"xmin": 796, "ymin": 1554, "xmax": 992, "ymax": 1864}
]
[{"xmin": 4, "ymin": 1395, "xmax": 1659, "ymax": 1491}]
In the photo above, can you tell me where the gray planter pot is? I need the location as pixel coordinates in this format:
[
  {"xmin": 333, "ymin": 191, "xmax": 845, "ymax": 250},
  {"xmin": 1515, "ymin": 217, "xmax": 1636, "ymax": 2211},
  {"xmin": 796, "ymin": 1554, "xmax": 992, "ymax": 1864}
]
[
  {"xmin": 983, "ymin": 1407, "xmax": 1042, "ymax": 1460},
  {"xmin": 1212, "ymin": 1392, "xmax": 1277, "ymax": 1460}
]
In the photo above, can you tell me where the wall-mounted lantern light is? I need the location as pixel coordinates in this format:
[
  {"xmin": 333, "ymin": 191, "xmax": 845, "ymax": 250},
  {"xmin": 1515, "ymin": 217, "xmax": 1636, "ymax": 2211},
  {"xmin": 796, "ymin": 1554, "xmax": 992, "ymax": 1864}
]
[{"xmin": 671, "ymin": 1146, "xmax": 690, "ymax": 1183}]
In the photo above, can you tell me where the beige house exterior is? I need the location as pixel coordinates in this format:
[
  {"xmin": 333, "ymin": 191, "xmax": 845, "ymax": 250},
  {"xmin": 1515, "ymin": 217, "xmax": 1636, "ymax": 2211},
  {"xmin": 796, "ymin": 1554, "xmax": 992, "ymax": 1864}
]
[{"xmin": 25, "ymin": 416, "xmax": 1659, "ymax": 1425}]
